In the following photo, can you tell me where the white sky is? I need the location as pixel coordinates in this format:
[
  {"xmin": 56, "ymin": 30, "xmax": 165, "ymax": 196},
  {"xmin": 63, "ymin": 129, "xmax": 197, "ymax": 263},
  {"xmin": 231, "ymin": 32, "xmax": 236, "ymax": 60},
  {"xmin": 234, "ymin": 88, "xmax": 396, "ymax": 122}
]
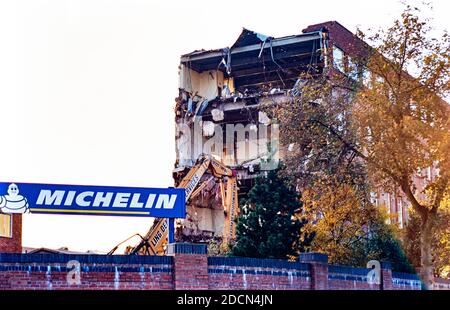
[{"xmin": 0, "ymin": 0, "xmax": 448, "ymax": 253}]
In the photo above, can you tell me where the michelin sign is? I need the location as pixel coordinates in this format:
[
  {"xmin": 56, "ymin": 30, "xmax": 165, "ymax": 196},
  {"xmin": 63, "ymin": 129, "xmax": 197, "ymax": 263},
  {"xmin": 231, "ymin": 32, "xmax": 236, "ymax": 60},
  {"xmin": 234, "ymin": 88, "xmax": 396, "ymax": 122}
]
[{"xmin": 0, "ymin": 182, "xmax": 185, "ymax": 218}]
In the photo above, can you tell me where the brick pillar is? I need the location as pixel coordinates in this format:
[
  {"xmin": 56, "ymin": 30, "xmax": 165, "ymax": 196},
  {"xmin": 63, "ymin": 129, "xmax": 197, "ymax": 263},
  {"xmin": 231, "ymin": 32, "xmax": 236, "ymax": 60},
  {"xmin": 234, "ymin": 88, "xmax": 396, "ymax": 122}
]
[
  {"xmin": 299, "ymin": 253, "xmax": 328, "ymax": 290},
  {"xmin": 168, "ymin": 243, "xmax": 208, "ymax": 290},
  {"xmin": 380, "ymin": 261, "xmax": 393, "ymax": 290},
  {"xmin": 0, "ymin": 214, "xmax": 22, "ymax": 253}
]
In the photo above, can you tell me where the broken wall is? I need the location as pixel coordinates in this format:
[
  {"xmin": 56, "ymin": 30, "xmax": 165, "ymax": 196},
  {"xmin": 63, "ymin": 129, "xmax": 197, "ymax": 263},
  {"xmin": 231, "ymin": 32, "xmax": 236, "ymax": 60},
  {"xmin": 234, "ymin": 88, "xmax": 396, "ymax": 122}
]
[{"xmin": 179, "ymin": 65, "xmax": 224, "ymax": 101}]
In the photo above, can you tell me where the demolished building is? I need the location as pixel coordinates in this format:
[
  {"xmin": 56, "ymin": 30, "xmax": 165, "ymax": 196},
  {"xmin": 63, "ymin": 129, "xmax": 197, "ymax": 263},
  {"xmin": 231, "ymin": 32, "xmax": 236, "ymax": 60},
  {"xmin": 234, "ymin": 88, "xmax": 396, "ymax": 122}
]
[{"xmin": 173, "ymin": 21, "xmax": 413, "ymax": 241}]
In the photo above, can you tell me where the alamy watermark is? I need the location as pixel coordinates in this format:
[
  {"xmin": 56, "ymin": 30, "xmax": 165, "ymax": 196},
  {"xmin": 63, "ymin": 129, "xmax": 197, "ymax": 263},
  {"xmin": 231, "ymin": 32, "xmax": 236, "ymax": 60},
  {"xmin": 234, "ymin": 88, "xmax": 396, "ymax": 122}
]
[
  {"xmin": 66, "ymin": 260, "xmax": 81, "ymax": 285},
  {"xmin": 176, "ymin": 115, "xmax": 280, "ymax": 170},
  {"xmin": 366, "ymin": 260, "xmax": 381, "ymax": 285}
]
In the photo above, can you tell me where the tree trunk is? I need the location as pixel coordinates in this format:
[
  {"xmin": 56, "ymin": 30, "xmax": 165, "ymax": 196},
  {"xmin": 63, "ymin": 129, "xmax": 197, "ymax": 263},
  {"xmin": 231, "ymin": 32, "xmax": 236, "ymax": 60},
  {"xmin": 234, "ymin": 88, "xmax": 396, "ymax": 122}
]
[
  {"xmin": 400, "ymin": 181, "xmax": 437, "ymax": 289},
  {"xmin": 420, "ymin": 213, "xmax": 435, "ymax": 289}
]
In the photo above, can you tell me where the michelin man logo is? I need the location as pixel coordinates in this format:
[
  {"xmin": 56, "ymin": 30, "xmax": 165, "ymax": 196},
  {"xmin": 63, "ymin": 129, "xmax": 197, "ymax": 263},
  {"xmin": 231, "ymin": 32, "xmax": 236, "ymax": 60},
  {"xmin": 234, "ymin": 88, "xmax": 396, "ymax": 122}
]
[{"xmin": 0, "ymin": 183, "xmax": 29, "ymax": 213}]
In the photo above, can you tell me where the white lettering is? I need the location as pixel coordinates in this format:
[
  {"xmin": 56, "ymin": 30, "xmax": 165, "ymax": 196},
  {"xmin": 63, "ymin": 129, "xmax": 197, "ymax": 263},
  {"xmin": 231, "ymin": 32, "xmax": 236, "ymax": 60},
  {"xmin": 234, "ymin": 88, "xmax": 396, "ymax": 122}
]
[
  {"xmin": 36, "ymin": 190, "xmax": 65, "ymax": 205},
  {"xmin": 92, "ymin": 192, "xmax": 113, "ymax": 207},
  {"xmin": 129, "ymin": 193, "xmax": 143, "ymax": 208},
  {"xmin": 154, "ymin": 194, "xmax": 177, "ymax": 209},
  {"xmin": 145, "ymin": 194, "xmax": 156, "ymax": 208},
  {"xmin": 76, "ymin": 192, "xmax": 94, "ymax": 207},
  {"xmin": 64, "ymin": 191, "xmax": 76, "ymax": 206},
  {"xmin": 35, "ymin": 189, "xmax": 179, "ymax": 212},
  {"xmin": 113, "ymin": 192, "xmax": 130, "ymax": 208},
  {"xmin": 185, "ymin": 175, "xmax": 199, "ymax": 197}
]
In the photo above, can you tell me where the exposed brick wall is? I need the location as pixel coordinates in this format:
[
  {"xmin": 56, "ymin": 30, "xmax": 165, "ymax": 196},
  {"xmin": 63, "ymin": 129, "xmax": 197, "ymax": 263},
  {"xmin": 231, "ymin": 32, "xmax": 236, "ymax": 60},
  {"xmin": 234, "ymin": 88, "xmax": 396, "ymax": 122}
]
[
  {"xmin": 302, "ymin": 20, "xmax": 369, "ymax": 59},
  {"xmin": 0, "ymin": 244, "xmax": 427, "ymax": 290},
  {"xmin": 0, "ymin": 214, "xmax": 22, "ymax": 253}
]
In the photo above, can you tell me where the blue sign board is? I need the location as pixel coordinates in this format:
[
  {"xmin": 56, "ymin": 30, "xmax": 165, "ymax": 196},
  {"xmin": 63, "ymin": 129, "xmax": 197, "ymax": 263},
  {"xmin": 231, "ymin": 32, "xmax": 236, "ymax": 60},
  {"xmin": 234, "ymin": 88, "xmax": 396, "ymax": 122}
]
[{"xmin": 0, "ymin": 182, "xmax": 186, "ymax": 218}]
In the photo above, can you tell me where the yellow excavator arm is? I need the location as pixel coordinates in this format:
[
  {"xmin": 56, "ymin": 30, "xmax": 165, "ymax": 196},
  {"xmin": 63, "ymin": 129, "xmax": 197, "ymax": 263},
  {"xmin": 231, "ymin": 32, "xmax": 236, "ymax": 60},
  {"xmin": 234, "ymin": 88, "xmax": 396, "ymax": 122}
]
[{"xmin": 128, "ymin": 154, "xmax": 239, "ymax": 255}]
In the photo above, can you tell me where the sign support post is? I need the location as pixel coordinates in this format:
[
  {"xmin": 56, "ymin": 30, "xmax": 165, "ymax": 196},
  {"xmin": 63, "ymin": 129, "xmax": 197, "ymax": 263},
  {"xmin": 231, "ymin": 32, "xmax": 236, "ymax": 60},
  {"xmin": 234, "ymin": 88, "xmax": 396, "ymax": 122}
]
[{"xmin": 168, "ymin": 218, "xmax": 175, "ymax": 244}]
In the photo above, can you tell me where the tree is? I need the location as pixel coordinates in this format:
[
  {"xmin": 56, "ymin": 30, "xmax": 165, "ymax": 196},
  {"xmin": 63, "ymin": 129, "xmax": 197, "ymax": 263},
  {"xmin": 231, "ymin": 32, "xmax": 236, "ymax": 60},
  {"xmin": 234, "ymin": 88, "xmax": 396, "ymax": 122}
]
[
  {"xmin": 301, "ymin": 177, "xmax": 371, "ymax": 265},
  {"xmin": 352, "ymin": 4, "xmax": 450, "ymax": 287},
  {"xmin": 272, "ymin": 51, "xmax": 385, "ymax": 270},
  {"xmin": 300, "ymin": 175, "xmax": 413, "ymax": 272},
  {"xmin": 231, "ymin": 170, "xmax": 314, "ymax": 259},
  {"xmin": 276, "ymin": 3, "xmax": 450, "ymax": 288},
  {"xmin": 357, "ymin": 209, "xmax": 414, "ymax": 273},
  {"xmin": 275, "ymin": 5, "xmax": 450, "ymax": 286},
  {"xmin": 403, "ymin": 196, "xmax": 450, "ymax": 278}
]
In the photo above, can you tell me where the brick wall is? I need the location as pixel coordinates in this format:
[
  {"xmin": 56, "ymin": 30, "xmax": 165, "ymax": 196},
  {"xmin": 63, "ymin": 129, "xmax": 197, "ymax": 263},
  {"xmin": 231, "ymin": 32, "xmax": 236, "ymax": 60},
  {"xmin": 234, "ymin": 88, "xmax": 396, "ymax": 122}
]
[
  {"xmin": 392, "ymin": 272, "xmax": 423, "ymax": 290},
  {"xmin": 168, "ymin": 243, "xmax": 209, "ymax": 290},
  {"xmin": 0, "ymin": 214, "xmax": 22, "ymax": 253},
  {"xmin": 0, "ymin": 253, "xmax": 173, "ymax": 290},
  {"xmin": 208, "ymin": 257, "xmax": 311, "ymax": 290},
  {"xmin": 302, "ymin": 20, "xmax": 369, "ymax": 59},
  {"xmin": 0, "ymin": 243, "xmax": 428, "ymax": 290},
  {"xmin": 328, "ymin": 265, "xmax": 380, "ymax": 290},
  {"xmin": 434, "ymin": 278, "xmax": 450, "ymax": 290}
]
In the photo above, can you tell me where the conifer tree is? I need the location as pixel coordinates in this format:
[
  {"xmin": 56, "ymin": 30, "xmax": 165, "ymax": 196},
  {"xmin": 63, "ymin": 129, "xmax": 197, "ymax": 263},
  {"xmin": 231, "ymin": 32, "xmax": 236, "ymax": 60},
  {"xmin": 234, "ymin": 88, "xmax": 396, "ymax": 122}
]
[{"xmin": 232, "ymin": 170, "xmax": 314, "ymax": 259}]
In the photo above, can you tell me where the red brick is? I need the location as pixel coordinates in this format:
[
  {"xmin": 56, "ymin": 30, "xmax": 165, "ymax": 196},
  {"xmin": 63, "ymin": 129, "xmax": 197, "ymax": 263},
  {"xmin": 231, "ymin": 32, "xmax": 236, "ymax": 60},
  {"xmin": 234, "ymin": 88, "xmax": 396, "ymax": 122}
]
[{"xmin": 0, "ymin": 214, "xmax": 22, "ymax": 253}]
